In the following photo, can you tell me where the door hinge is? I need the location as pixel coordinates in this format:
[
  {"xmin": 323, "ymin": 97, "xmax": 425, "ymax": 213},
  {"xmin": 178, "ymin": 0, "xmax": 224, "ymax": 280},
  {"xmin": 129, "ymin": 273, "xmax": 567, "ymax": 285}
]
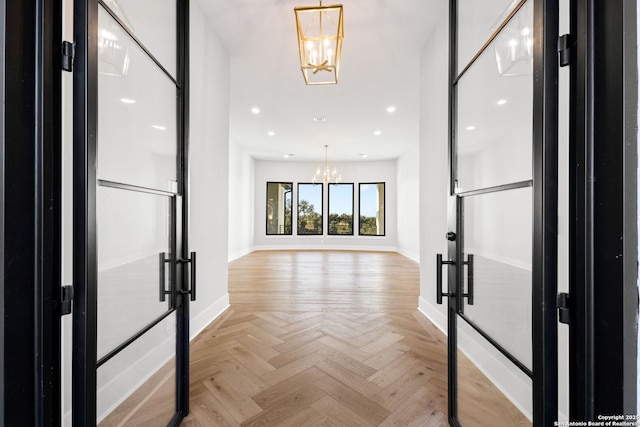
[
  {"xmin": 557, "ymin": 292, "xmax": 570, "ymax": 324},
  {"xmin": 61, "ymin": 41, "xmax": 75, "ymax": 72},
  {"xmin": 558, "ymin": 34, "xmax": 573, "ymax": 67},
  {"xmin": 60, "ymin": 285, "xmax": 74, "ymax": 316}
]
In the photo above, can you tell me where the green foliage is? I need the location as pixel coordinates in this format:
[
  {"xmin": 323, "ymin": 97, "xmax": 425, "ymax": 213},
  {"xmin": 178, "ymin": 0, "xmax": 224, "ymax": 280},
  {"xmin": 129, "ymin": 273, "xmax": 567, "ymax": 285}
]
[
  {"xmin": 359, "ymin": 215, "xmax": 378, "ymax": 235},
  {"xmin": 284, "ymin": 196, "xmax": 292, "ymax": 234},
  {"xmin": 298, "ymin": 200, "xmax": 322, "ymax": 234},
  {"xmin": 329, "ymin": 213, "xmax": 353, "ymax": 234}
]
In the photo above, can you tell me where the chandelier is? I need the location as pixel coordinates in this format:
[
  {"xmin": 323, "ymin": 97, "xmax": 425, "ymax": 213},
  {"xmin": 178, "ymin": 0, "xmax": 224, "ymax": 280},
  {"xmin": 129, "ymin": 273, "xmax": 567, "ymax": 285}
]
[
  {"xmin": 294, "ymin": 1, "xmax": 344, "ymax": 85},
  {"xmin": 312, "ymin": 145, "xmax": 342, "ymax": 184}
]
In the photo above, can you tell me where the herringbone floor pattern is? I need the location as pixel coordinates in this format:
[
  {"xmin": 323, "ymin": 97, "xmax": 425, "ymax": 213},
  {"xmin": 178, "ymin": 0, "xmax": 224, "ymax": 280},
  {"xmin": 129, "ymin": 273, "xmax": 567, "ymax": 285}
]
[
  {"xmin": 183, "ymin": 309, "xmax": 449, "ymax": 426},
  {"xmin": 100, "ymin": 250, "xmax": 530, "ymax": 426}
]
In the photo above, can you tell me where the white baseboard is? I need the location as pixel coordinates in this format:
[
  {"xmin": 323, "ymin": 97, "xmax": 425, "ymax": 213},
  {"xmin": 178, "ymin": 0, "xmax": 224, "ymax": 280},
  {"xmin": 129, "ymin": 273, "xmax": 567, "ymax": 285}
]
[
  {"xmin": 252, "ymin": 244, "xmax": 398, "ymax": 253},
  {"xmin": 396, "ymin": 247, "xmax": 419, "ymax": 263},
  {"xmin": 418, "ymin": 297, "xmax": 533, "ymax": 421},
  {"xmin": 96, "ymin": 317, "xmax": 176, "ymax": 423},
  {"xmin": 418, "ymin": 296, "xmax": 447, "ymax": 335},
  {"xmin": 190, "ymin": 293, "xmax": 230, "ymax": 341},
  {"xmin": 228, "ymin": 247, "xmax": 255, "ymax": 262},
  {"xmin": 91, "ymin": 294, "xmax": 230, "ymax": 424}
]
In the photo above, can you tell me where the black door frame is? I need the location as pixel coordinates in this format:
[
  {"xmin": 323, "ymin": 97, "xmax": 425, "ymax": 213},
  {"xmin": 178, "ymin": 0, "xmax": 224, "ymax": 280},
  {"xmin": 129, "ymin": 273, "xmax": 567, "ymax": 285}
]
[
  {"xmin": 72, "ymin": 0, "xmax": 192, "ymax": 425},
  {"xmin": 1, "ymin": 0, "xmax": 63, "ymax": 425},
  {"xmin": 1, "ymin": 0, "xmax": 638, "ymax": 424},
  {"xmin": 445, "ymin": 0, "xmax": 559, "ymax": 425},
  {"xmin": 569, "ymin": 0, "xmax": 638, "ymax": 420}
]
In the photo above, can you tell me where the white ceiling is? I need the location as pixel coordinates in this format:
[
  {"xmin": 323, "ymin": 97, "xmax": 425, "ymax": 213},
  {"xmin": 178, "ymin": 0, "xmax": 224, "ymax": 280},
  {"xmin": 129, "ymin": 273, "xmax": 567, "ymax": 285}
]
[{"xmin": 198, "ymin": 0, "xmax": 446, "ymax": 161}]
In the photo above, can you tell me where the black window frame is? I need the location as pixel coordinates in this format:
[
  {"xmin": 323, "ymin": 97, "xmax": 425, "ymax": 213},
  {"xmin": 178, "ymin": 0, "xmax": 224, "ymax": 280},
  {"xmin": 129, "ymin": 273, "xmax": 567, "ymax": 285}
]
[
  {"xmin": 358, "ymin": 182, "xmax": 386, "ymax": 236},
  {"xmin": 265, "ymin": 181, "xmax": 293, "ymax": 235},
  {"xmin": 328, "ymin": 183, "xmax": 354, "ymax": 236},
  {"xmin": 297, "ymin": 182, "xmax": 323, "ymax": 236}
]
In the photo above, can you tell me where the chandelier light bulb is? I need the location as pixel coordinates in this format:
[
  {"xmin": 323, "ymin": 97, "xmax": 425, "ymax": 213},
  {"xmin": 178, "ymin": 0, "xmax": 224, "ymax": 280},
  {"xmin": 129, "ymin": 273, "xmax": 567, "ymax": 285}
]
[{"xmin": 312, "ymin": 145, "xmax": 341, "ymax": 184}]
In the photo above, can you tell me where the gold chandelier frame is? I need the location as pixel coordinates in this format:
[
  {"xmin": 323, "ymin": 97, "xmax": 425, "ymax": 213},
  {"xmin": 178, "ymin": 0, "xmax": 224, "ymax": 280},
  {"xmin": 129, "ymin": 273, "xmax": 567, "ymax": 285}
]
[{"xmin": 294, "ymin": 2, "xmax": 344, "ymax": 85}]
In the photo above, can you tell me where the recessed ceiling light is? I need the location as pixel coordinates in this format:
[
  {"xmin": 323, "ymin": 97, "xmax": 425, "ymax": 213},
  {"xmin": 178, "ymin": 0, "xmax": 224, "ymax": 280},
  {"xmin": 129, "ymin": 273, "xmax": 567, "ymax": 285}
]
[
  {"xmin": 284, "ymin": 154, "xmax": 294, "ymax": 158},
  {"xmin": 251, "ymin": 107, "xmax": 260, "ymax": 114},
  {"xmin": 121, "ymin": 98, "xmax": 136, "ymax": 104},
  {"xmin": 374, "ymin": 130, "xmax": 382, "ymax": 136},
  {"xmin": 267, "ymin": 131, "xmax": 275, "ymax": 136},
  {"xmin": 386, "ymin": 105, "xmax": 396, "ymax": 113},
  {"xmin": 497, "ymin": 99, "xmax": 507, "ymax": 105},
  {"xmin": 359, "ymin": 154, "xmax": 368, "ymax": 158},
  {"xmin": 466, "ymin": 126, "xmax": 476, "ymax": 131},
  {"xmin": 151, "ymin": 125, "xmax": 167, "ymax": 131},
  {"xmin": 313, "ymin": 116, "xmax": 326, "ymax": 122}
]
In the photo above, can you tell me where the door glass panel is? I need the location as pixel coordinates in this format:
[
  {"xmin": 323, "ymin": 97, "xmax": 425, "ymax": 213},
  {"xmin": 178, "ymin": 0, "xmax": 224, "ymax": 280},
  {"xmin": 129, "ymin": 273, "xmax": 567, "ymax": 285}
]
[
  {"xmin": 456, "ymin": 0, "xmax": 533, "ymax": 193},
  {"xmin": 457, "ymin": 322, "xmax": 532, "ymax": 425},
  {"xmin": 98, "ymin": 6, "xmax": 177, "ymax": 192},
  {"xmin": 297, "ymin": 183, "xmax": 323, "ymax": 235},
  {"xmin": 101, "ymin": 0, "xmax": 176, "ymax": 77},
  {"xmin": 97, "ymin": 312, "xmax": 176, "ymax": 426},
  {"xmin": 97, "ymin": 185, "xmax": 172, "ymax": 360},
  {"xmin": 457, "ymin": 0, "xmax": 520, "ymax": 71},
  {"xmin": 462, "ymin": 186, "xmax": 532, "ymax": 369}
]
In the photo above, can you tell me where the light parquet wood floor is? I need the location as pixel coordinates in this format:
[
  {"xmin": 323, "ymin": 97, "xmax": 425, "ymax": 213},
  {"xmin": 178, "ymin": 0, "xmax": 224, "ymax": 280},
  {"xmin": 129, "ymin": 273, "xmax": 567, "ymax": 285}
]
[{"xmin": 102, "ymin": 250, "xmax": 530, "ymax": 426}]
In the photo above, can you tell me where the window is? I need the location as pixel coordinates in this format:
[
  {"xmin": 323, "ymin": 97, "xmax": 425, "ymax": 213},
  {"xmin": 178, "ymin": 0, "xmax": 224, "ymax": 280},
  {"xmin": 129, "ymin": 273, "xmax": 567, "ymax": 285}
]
[
  {"xmin": 359, "ymin": 183, "xmax": 385, "ymax": 236},
  {"xmin": 328, "ymin": 183, "xmax": 354, "ymax": 235},
  {"xmin": 297, "ymin": 183, "xmax": 323, "ymax": 235},
  {"xmin": 266, "ymin": 182, "xmax": 292, "ymax": 235}
]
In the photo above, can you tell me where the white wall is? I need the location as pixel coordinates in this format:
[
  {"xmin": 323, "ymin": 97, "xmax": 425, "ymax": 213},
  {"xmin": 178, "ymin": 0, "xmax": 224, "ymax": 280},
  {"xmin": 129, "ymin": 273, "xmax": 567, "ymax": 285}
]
[
  {"xmin": 418, "ymin": 13, "xmax": 449, "ymax": 332},
  {"xmin": 396, "ymin": 146, "xmax": 421, "ymax": 262},
  {"xmin": 228, "ymin": 143, "xmax": 255, "ymax": 261},
  {"xmin": 252, "ymin": 159, "xmax": 398, "ymax": 251},
  {"xmin": 188, "ymin": 0, "xmax": 231, "ymax": 338}
]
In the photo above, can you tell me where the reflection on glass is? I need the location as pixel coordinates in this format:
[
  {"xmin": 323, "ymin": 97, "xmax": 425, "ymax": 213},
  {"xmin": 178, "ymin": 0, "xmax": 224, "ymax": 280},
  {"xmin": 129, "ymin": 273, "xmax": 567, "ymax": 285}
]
[
  {"xmin": 97, "ymin": 186, "xmax": 172, "ymax": 360},
  {"xmin": 97, "ymin": 186, "xmax": 172, "ymax": 358},
  {"xmin": 457, "ymin": 323, "xmax": 532, "ymax": 425},
  {"xmin": 266, "ymin": 182, "xmax": 293, "ymax": 235},
  {"xmin": 359, "ymin": 183, "xmax": 385, "ymax": 236},
  {"xmin": 98, "ymin": 6, "xmax": 177, "ymax": 192},
  {"xmin": 97, "ymin": 312, "xmax": 176, "ymax": 425},
  {"xmin": 98, "ymin": 15, "xmax": 131, "ymax": 77},
  {"xmin": 493, "ymin": 2, "xmax": 533, "ymax": 76},
  {"xmin": 457, "ymin": 0, "xmax": 521, "ymax": 72},
  {"xmin": 462, "ymin": 187, "xmax": 532, "ymax": 369},
  {"xmin": 102, "ymin": 0, "xmax": 176, "ymax": 77},
  {"xmin": 328, "ymin": 183, "xmax": 354, "ymax": 235},
  {"xmin": 297, "ymin": 183, "xmax": 323, "ymax": 235},
  {"xmin": 456, "ymin": 2, "xmax": 533, "ymax": 193}
]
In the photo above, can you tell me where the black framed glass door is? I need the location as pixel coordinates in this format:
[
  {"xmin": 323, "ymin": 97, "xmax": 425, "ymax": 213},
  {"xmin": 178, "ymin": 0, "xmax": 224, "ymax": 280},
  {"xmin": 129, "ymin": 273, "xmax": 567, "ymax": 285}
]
[
  {"xmin": 440, "ymin": 0, "xmax": 558, "ymax": 425},
  {"xmin": 73, "ymin": 0, "xmax": 192, "ymax": 425}
]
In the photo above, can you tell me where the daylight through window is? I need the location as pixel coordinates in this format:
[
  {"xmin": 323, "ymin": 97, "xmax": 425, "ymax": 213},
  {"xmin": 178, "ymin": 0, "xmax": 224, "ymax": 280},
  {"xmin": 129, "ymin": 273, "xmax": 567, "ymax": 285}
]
[
  {"xmin": 297, "ymin": 183, "xmax": 323, "ymax": 235},
  {"xmin": 359, "ymin": 183, "xmax": 385, "ymax": 236},
  {"xmin": 328, "ymin": 183, "xmax": 354, "ymax": 235}
]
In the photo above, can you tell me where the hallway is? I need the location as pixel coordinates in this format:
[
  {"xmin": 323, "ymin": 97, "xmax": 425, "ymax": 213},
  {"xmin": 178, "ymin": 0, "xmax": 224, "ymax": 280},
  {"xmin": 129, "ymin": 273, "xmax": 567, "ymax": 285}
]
[
  {"xmin": 176, "ymin": 251, "xmax": 529, "ymax": 426},
  {"xmin": 96, "ymin": 251, "xmax": 530, "ymax": 426}
]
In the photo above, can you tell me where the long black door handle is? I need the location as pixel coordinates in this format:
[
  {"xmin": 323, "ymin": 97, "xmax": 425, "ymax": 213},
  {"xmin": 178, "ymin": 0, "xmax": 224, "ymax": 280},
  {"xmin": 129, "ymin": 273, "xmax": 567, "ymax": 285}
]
[
  {"xmin": 159, "ymin": 252, "xmax": 170, "ymax": 302},
  {"xmin": 177, "ymin": 252, "xmax": 197, "ymax": 302},
  {"xmin": 436, "ymin": 254, "xmax": 455, "ymax": 304},
  {"xmin": 189, "ymin": 251, "xmax": 196, "ymax": 301},
  {"xmin": 464, "ymin": 254, "xmax": 474, "ymax": 305}
]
